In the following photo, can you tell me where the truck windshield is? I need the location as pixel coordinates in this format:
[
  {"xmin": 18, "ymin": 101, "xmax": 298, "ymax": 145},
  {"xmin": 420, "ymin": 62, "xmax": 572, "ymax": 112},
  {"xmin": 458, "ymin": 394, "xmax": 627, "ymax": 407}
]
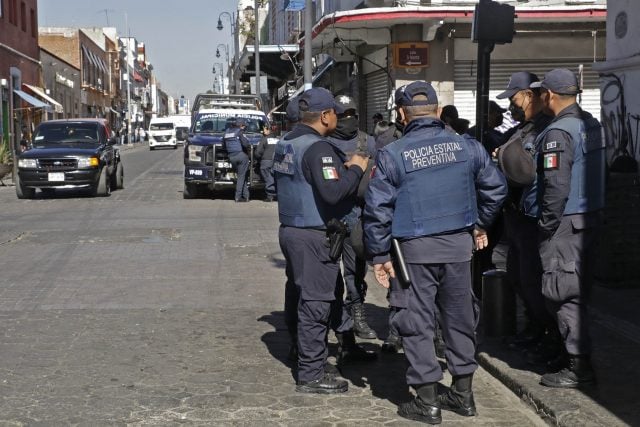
[
  {"xmin": 150, "ymin": 123, "xmax": 174, "ymax": 130},
  {"xmin": 33, "ymin": 123, "xmax": 100, "ymax": 144},
  {"xmin": 194, "ymin": 115, "xmax": 267, "ymax": 134}
]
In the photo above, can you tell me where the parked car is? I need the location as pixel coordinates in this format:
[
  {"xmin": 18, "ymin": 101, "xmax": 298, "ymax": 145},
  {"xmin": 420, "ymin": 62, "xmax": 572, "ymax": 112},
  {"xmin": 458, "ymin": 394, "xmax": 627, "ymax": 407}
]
[{"xmin": 15, "ymin": 118, "xmax": 123, "ymax": 199}]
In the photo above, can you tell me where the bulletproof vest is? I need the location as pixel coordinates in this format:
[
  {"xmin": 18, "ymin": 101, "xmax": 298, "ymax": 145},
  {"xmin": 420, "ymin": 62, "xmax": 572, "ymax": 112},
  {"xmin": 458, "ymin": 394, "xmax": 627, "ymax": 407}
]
[
  {"xmin": 537, "ymin": 115, "xmax": 606, "ymax": 215},
  {"xmin": 385, "ymin": 127, "xmax": 478, "ymax": 238},
  {"xmin": 273, "ymin": 134, "xmax": 327, "ymax": 228},
  {"xmin": 222, "ymin": 127, "xmax": 243, "ymax": 153}
]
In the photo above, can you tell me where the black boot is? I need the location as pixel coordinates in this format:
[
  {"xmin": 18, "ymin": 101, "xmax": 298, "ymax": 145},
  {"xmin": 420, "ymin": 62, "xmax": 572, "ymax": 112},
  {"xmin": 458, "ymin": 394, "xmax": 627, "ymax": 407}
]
[
  {"xmin": 382, "ymin": 332, "xmax": 403, "ymax": 353},
  {"xmin": 398, "ymin": 383, "xmax": 442, "ymax": 425},
  {"xmin": 336, "ymin": 331, "xmax": 377, "ymax": 366},
  {"xmin": 351, "ymin": 303, "xmax": 377, "ymax": 339},
  {"xmin": 540, "ymin": 355, "xmax": 596, "ymax": 388},
  {"xmin": 438, "ymin": 374, "xmax": 477, "ymax": 416},
  {"xmin": 296, "ymin": 373, "xmax": 348, "ymax": 394}
]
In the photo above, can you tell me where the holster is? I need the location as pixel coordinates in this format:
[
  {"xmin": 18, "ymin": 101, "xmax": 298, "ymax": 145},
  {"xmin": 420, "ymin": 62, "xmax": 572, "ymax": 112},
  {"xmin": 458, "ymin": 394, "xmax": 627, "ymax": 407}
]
[{"xmin": 326, "ymin": 218, "xmax": 348, "ymax": 262}]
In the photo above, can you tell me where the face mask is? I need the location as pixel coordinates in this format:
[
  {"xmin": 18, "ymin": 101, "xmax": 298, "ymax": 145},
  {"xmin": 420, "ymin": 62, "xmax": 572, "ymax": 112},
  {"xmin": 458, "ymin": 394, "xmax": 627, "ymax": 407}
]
[
  {"xmin": 509, "ymin": 102, "xmax": 526, "ymax": 123},
  {"xmin": 334, "ymin": 116, "xmax": 359, "ymax": 139}
]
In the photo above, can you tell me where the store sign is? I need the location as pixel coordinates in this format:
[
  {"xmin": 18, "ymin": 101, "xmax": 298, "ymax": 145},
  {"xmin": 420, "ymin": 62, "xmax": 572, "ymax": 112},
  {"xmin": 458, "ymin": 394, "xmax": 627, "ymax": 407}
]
[
  {"xmin": 55, "ymin": 73, "xmax": 75, "ymax": 88},
  {"xmin": 394, "ymin": 43, "xmax": 429, "ymax": 68}
]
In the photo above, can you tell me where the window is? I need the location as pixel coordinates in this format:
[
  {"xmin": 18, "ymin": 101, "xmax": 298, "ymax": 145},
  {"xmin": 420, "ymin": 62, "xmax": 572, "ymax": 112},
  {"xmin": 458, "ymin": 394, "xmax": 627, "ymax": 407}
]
[
  {"xmin": 20, "ymin": 1, "xmax": 25, "ymax": 31},
  {"xmin": 30, "ymin": 8, "xmax": 35, "ymax": 37}
]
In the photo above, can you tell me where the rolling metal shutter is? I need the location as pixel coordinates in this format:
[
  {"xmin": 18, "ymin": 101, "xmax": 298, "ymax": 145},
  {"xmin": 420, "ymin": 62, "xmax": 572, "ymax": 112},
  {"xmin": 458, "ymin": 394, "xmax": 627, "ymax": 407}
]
[
  {"xmin": 363, "ymin": 70, "xmax": 391, "ymax": 134},
  {"xmin": 454, "ymin": 59, "xmax": 602, "ymax": 126}
]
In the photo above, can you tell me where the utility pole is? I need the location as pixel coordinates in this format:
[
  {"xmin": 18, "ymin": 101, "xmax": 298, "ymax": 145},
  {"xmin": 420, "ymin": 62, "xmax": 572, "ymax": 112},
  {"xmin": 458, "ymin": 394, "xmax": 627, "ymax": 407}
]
[
  {"xmin": 304, "ymin": 0, "xmax": 312, "ymax": 91},
  {"xmin": 125, "ymin": 13, "xmax": 132, "ymax": 145},
  {"xmin": 254, "ymin": 0, "xmax": 261, "ymax": 104}
]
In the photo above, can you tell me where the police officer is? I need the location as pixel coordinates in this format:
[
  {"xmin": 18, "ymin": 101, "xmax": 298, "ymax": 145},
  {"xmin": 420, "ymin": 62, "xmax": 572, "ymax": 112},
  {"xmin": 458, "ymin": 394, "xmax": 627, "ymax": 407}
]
[
  {"xmin": 274, "ymin": 88, "xmax": 369, "ymax": 394},
  {"xmin": 529, "ymin": 69, "xmax": 605, "ymax": 388},
  {"xmin": 255, "ymin": 125, "xmax": 278, "ymax": 202},
  {"xmin": 364, "ymin": 81, "xmax": 507, "ymax": 423},
  {"xmin": 494, "ymin": 72, "xmax": 557, "ymax": 358},
  {"xmin": 327, "ymin": 94, "xmax": 377, "ymax": 340},
  {"xmin": 222, "ymin": 119, "xmax": 251, "ymax": 202}
]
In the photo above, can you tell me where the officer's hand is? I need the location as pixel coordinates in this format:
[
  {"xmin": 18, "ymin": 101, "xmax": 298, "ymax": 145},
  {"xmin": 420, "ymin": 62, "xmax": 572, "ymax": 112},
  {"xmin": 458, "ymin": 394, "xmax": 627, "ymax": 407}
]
[
  {"xmin": 374, "ymin": 262, "xmax": 395, "ymax": 289},
  {"xmin": 345, "ymin": 154, "xmax": 368, "ymax": 172},
  {"xmin": 473, "ymin": 227, "xmax": 489, "ymax": 250},
  {"xmin": 492, "ymin": 147, "xmax": 500, "ymax": 160}
]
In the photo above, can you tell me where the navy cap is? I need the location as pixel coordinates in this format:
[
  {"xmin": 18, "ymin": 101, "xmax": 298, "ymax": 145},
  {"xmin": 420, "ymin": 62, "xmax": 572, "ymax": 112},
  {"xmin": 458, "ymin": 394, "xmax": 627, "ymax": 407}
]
[
  {"xmin": 496, "ymin": 71, "xmax": 540, "ymax": 99},
  {"xmin": 286, "ymin": 96, "xmax": 300, "ymax": 122},
  {"xmin": 334, "ymin": 94, "xmax": 357, "ymax": 113},
  {"xmin": 298, "ymin": 87, "xmax": 345, "ymax": 114},
  {"xmin": 393, "ymin": 85, "xmax": 408, "ymax": 107},
  {"xmin": 395, "ymin": 81, "xmax": 438, "ymax": 107},
  {"xmin": 530, "ymin": 68, "xmax": 582, "ymax": 95}
]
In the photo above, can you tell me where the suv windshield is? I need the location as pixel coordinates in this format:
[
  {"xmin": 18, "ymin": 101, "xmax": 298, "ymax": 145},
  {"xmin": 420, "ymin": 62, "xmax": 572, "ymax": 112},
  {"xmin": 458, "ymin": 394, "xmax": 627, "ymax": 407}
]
[
  {"xmin": 194, "ymin": 114, "xmax": 267, "ymax": 134},
  {"xmin": 33, "ymin": 123, "xmax": 100, "ymax": 144},
  {"xmin": 150, "ymin": 122, "xmax": 174, "ymax": 131}
]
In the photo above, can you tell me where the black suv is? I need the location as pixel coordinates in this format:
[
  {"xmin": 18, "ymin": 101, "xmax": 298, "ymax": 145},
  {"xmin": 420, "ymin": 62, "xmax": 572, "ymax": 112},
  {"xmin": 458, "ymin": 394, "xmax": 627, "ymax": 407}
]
[{"xmin": 16, "ymin": 119, "xmax": 123, "ymax": 198}]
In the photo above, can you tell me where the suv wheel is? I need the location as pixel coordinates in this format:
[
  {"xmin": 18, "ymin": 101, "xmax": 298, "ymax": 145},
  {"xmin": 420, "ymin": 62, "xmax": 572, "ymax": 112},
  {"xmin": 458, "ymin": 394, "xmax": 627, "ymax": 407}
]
[
  {"xmin": 110, "ymin": 162, "xmax": 124, "ymax": 190},
  {"xmin": 92, "ymin": 167, "xmax": 111, "ymax": 197},
  {"xmin": 15, "ymin": 175, "xmax": 35, "ymax": 199},
  {"xmin": 183, "ymin": 182, "xmax": 204, "ymax": 199}
]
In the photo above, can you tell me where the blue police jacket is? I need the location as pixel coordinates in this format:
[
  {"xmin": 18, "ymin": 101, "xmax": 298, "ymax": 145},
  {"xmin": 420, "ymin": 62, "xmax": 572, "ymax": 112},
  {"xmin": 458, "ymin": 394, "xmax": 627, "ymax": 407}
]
[
  {"xmin": 273, "ymin": 133, "xmax": 326, "ymax": 228},
  {"xmin": 536, "ymin": 115, "xmax": 606, "ymax": 215},
  {"xmin": 364, "ymin": 118, "xmax": 507, "ymax": 259},
  {"xmin": 222, "ymin": 127, "xmax": 244, "ymax": 154}
]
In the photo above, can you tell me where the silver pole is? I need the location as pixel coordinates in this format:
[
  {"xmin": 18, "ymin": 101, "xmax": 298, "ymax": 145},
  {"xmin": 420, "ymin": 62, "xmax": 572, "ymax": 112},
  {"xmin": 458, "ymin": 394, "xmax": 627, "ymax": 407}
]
[
  {"xmin": 254, "ymin": 0, "xmax": 261, "ymax": 101},
  {"xmin": 125, "ymin": 13, "xmax": 132, "ymax": 145},
  {"xmin": 304, "ymin": 0, "xmax": 312, "ymax": 91}
]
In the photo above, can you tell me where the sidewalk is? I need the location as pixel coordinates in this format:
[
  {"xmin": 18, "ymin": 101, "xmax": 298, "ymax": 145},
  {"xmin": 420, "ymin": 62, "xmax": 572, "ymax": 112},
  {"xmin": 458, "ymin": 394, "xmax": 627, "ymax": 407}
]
[{"xmin": 477, "ymin": 282, "xmax": 640, "ymax": 426}]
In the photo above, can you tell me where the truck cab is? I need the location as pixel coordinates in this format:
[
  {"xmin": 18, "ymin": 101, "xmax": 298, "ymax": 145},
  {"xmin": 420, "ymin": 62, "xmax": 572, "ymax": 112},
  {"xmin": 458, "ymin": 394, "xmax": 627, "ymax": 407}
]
[{"xmin": 183, "ymin": 94, "xmax": 268, "ymax": 198}]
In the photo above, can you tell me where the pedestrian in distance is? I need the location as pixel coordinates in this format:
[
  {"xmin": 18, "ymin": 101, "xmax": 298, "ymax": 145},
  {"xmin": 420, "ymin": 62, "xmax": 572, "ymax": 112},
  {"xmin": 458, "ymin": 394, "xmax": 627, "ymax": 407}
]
[
  {"xmin": 371, "ymin": 112, "xmax": 384, "ymax": 135},
  {"xmin": 493, "ymin": 71, "xmax": 559, "ymax": 365},
  {"xmin": 273, "ymin": 87, "xmax": 370, "ymax": 394},
  {"xmin": 255, "ymin": 125, "xmax": 278, "ymax": 202},
  {"xmin": 364, "ymin": 80, "xmax": 508, "ymax": 424},
  {"xmin": 222, "ymin": 118, "xmax": 251, "ymax": 202},
  {"xmin": 529, "ymin": 68, "xmax": 606, "ymax": 388}
]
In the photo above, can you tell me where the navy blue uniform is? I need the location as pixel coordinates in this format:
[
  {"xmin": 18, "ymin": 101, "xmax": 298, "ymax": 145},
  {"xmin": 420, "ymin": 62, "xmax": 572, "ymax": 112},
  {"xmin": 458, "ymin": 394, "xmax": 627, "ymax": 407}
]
[
  {"xmin": 223, "ymin": 126, "xmax": 251, "ymax": 201},
  {"xmin": 255, "ymin": 134, "xmax": 278, "ymax": 198},
  {"xmin": 535, "ymin": 104, "xmax": 605, "ymax": 356},
  {"xmin": 274, "ymin": 123, "xmax": 363, "ymax": 383},
  {"xmin": 364, "ymin": 118, "xmax": 507, "ymax": 385}
]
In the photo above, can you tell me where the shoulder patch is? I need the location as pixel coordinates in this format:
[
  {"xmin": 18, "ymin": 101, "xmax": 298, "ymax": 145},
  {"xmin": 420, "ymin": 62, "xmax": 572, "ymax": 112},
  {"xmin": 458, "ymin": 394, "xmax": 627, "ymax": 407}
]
[
  {"xmin": 543, "ymin": 152, "xmax": 559, "ymax": 170},
  {"xmin": 322, "ymin": 166, "xmax": 339, "ymax": 180},
  {"xmin": 322, "ymin": 156, "xmax": 334, "ymax": 164},
  {"xmin": 542, "ymin": 139, "xmax": 563, "ymax": 153}
]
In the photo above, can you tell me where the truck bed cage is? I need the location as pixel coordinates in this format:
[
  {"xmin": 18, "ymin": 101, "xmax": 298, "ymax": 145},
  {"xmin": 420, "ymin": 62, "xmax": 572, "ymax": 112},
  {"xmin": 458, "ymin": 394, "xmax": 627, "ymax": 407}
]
[{"xmin": 192, "ymin": 94, "xmax": 262, "ymax": 114}]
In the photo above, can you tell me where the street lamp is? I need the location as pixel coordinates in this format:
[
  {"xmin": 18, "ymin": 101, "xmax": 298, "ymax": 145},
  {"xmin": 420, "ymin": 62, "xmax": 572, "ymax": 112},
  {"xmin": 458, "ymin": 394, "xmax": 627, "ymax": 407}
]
[
  {"xmin": 217, "ymin": 11, "xmax": 239, "ymax": 94},
  {"xmin": 216, "ymin": 44, "xmax": 230, "ymax": 65},
  {"xmin": 217, "ymin": 11, "xmax": 236, "ymax": 33}
]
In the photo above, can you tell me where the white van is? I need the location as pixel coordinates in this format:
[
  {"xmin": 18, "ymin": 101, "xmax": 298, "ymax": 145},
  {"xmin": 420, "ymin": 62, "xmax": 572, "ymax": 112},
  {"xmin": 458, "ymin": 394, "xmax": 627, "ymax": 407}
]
[
  {"xmin": 148, "ymin": 117, "xmax": 177, "ymax": 150},
  {"xmin": 170, "ymin": 114, "xmax": 192, "ymax": 144}
]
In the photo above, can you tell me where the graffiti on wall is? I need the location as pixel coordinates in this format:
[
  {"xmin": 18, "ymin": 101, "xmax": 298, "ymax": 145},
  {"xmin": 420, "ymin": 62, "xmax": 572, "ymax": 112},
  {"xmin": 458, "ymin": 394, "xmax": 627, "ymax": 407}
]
[{"xmin": 600, "ymin": 73, "xmax": 639, "ymax": 173}]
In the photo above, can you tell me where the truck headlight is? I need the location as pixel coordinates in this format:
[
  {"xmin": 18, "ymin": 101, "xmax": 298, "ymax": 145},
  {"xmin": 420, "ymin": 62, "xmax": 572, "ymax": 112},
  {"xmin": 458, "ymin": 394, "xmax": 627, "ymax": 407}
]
[
  {"xmin": 18, "ymin": 158, "xmax": 37, "ymax": 168},
  {"xmin": 77, "ymin": 157, "xmax": 100, "ymax": 168},
  {"xmin": 188, "ymin": 145, "xmax": 203, "ymax": 162}
]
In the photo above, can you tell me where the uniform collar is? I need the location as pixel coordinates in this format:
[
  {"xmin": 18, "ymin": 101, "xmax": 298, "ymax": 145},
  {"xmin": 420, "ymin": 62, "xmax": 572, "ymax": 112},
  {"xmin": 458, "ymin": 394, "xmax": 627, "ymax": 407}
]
[
  {"xmin": 404, "ymin": 117, "xmax": 446, "ymax": 135},
  {"xmin": 283, "ymin": 123, "xmax": 322, "ymax": 140}
]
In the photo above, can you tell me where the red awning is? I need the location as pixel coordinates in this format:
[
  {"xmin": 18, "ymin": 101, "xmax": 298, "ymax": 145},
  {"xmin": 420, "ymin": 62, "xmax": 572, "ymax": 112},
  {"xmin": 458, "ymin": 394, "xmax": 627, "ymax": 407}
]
[{"xmin": 133, "ymin": 71, "xmax": 144, "ymax": 82}]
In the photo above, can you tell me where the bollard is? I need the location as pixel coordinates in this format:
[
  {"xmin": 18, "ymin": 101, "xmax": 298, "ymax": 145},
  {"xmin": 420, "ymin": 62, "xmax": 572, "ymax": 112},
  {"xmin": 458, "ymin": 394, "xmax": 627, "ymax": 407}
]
[{"xmin": 481, "ymin": 269, "xmax": 516, "ymax": 337}]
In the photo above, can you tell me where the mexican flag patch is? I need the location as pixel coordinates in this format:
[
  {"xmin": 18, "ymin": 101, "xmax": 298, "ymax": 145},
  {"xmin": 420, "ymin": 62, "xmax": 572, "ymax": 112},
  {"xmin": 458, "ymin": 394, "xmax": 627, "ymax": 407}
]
[
  {"xmin": 543, "ymin": 153, "xmax": 558, "ymax": 170},
  {"xmin": 322, "ymin": 166, "xmax": 339, "ymax": 180}
]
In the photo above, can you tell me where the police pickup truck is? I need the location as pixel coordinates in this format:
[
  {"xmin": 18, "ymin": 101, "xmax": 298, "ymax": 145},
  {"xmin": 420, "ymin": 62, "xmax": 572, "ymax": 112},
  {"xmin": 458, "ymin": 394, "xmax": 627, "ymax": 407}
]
[{"xmin": 183, "ymin": 94, "xmax": 269, "ymax": 198}]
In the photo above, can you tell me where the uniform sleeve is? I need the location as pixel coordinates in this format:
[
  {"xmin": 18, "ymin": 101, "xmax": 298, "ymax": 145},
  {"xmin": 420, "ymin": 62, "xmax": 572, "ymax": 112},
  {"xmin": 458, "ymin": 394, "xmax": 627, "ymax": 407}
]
[
  {"xmin": 302, "ymin": 141, "xmax": 363, "ymax": 205},
  {"xmin": 239, "ymin": 132, "xmax": 251, "ymax": 150},
  {"xmin": 366, "ymin": 135, "xmax": 377, "ymax": 157},
  {"xmin": 255, "ymin": 138, "xmax": 266, "ymax": 159},
  {"xmin": 538, "ymin": 129, "xmax": 574, "ymax": 237},
  {"xmin": 469, "ymin": 138, "xmax": 508, "ymax": 229},
  {"xmin": 363, "ymin": 149, "xmax": 398, "ymax": 264}
]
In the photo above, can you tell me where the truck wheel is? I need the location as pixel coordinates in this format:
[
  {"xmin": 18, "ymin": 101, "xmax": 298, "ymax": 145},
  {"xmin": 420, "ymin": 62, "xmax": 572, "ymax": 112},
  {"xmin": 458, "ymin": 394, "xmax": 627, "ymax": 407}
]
[
  {"xmin": 183, "ymin": 182, "xmax": 201, "ymax": 199},
  {"xmin": 92, "ymin": 167, "xmax": 111, "ymax": 197},
  {"xmin": 111, "ymin": 162, "xmax": 124, "ymax": 190},
  {"xmin": 15, "ymin": 175, "xmax": 35, "ymax": 199}
]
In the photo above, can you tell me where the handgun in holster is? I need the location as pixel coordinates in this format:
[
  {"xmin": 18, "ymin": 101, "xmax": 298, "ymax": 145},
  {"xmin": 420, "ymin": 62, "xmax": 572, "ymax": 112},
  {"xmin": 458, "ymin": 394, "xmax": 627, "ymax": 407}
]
[{"xmin": 326, "ymin": 218, "xmax": 348, "ymax": 262}]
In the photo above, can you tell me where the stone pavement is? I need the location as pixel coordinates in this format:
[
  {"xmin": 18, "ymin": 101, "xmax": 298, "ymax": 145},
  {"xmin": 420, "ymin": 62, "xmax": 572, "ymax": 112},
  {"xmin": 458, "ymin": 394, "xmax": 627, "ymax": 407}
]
[
  {"xmin": 0, "ymin": 152, "xmax": 548, "ymax": 426},
  {"xmin": 476, "ymin": 283, "xmax": 640, "ymax": 427}
]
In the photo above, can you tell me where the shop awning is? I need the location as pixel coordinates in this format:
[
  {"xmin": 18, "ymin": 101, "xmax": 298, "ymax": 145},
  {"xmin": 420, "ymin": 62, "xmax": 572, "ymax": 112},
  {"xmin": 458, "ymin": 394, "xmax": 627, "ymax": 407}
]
[
  {"xmin": 81, "ymin": 45, "xmax": 97, "ymax": 68},
  {"xmin": 23, "ymin": 84, "xmax": 64, "ymax": 113},
  {"xmin": 13, "ymin": 89, "xmax": 51, "ymax": 110},
  {"xmin": 288, "ymin": 58, "xmax": 336, "ymax": 99}
]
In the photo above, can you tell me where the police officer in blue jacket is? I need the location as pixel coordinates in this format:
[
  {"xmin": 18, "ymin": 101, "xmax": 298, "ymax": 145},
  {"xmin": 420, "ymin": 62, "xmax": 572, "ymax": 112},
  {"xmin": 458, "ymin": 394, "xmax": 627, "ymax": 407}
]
[
  {"xmin": 528, "ymin": 69, "xmax": 606, "ymax": 388},
  {"xmin": 327, "ymin": 94, "xmax": 378, "ymax": 340},
  {"xmin": 364, "ymin": 81, "xmax": 507, "ymax": 423},
  {"xmin": 274, "ymin": 87, "xmax": 369, "ymax": 394},
  {"xmin": 222, "ymin": 118, "xmax": 251, "ymax": 202}
]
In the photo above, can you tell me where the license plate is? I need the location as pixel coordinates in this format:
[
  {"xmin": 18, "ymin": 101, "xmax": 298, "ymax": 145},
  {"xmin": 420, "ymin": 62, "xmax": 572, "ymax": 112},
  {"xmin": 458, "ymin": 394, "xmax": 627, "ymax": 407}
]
[
  {"xmin": 216, "ymin": 162, "xmax": 232, "ymax": 168},
  {"xmin": 188, "ymin": 169, "xmax": 204, "ymax": 176},
  {"xmin": 48, "ymin": 172, "xmax": 65, "ymax": 182}
]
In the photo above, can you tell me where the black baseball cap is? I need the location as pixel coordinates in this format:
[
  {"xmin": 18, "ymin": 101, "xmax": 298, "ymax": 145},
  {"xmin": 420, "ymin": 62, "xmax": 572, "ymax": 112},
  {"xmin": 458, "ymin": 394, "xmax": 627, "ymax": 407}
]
[
  {"xmin": 530, "ymin": 68, "xmax": 582, "ymax": 95},
  {"xmin": 298, "ymin": 87, "xmax": 345, "ymax": 114},
  {"xmin": 286, "ymin": 95, "xmax": 300, "ymax": 122},
  {"xmin": 334, "ymin": 94, "xmax": 357, "ymax": 113},
  {"xmin": 393, "ymin": 85, "xmax": 408, "ymax": 107},
  {"xmin": 395, "ymin": 81, "xmax": 438, "ymax": 107},
  {"xmin": 496, "ymin": 71, "xmax": 540, "ymax": 99}
]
